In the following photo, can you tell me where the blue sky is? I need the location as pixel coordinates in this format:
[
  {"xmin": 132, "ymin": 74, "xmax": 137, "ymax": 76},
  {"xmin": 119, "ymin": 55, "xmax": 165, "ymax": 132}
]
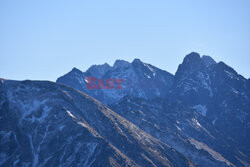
[{"xmin": 0, "ymin": 0, "xmax": 249, "ymax": 81}]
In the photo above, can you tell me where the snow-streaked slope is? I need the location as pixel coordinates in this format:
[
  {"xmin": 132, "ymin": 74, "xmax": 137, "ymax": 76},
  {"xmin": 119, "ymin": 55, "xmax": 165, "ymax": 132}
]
[
  {"xmin": 170, "ymin": 52, "xmax": 250, "ymax": 159},
  {"xmin": 110, "ymin": 95, "xmax": 250, "ymax": 167},
  {"xmin": 0, "ymin": 79, "xmax": 193, "ymax": 167}
]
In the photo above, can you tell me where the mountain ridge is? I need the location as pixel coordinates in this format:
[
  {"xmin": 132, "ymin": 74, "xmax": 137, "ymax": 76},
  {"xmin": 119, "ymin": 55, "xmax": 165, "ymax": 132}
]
[
  {"xmin": 56, "ymin": 52, "xmax": 250, "ymax": 166},
  {"xmin": 0, "ymin": 78, "xmax": 195, "ymax": 167},
  {"xmin": 1, "ymin": 52, "xmax": 249, "ymax": 166}
]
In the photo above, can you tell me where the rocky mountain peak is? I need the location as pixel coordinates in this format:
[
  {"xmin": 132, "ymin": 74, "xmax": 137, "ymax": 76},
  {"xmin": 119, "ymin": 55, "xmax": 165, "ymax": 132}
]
[
  {"xmin": 131, "ymin": 58, "xmax": 144, "ymax": 66},
  {"xmin": 132, "ymin": 58, "xmax": 142, "ymax": 63},
  {"xmin": 71, "ymin": 67, "xmax": 83, "ymax": 74},
  {"xmin": 113, "ymin": 59, "xmax": 130, "ymax": 69},
  {"xmin": 201, "ymin": 55, "xmax": 216, "ymax": 67},
  {"xmin": 183, "ymin": 52, "xmax": 201, "ymax": 64},
  {"xmin": 86, "ymin": 63, "xmax": 111, "ymax": 77},
  {"xmin": 175, "ymin": 52, "xmax": 203, "ymax": 79},
  {"xmin": 175, "ymin": 53, "xmax": 216, "ymax": 79}
]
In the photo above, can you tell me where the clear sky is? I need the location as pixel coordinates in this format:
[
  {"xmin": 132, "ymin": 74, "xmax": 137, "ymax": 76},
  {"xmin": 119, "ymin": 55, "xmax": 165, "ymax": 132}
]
[{"xmin": 0, "ymin": 0, "xmax": 249, "ymax": 81}]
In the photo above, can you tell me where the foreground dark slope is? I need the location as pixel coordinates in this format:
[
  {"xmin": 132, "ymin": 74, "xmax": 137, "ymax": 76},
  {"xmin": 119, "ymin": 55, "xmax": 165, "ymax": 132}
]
[{"xmin": 0, "ymin": 79, "xmax": 193, "ymax": 167}]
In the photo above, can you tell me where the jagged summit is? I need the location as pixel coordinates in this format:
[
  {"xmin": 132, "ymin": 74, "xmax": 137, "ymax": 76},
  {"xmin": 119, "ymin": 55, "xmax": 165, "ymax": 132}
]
[
  {"xmin": 132, "ymin": 58, "xmax": 143, "ymax": 64},
  {"xmin": 175, "ymin": 52, "xmax": 217, "ymax": 78},
  {"xmin": 77, "ymin": 58, "xmax": 150, "ymax": 74},
  {"xmin": 87, "ymin": 63, "xmax": 111, "ymax": 71},
  {"xmin": 183, "ymin": 52, "xmax": 201, "ymax": 64},
  {"xmin": 86, "ymin": 63, "xmax": 112, "ymax": 77},
  {"xmin": 113, "ymin": 59, "xmax": 130, "ymax": 69},
  {"xmin": 175, "ymin": 52, "xmax": 202, "ymax": 77},
  {"xmin": 57, "ymin": 58, "xmax": 174, "ymax": 104},
  {"xmin": 71, "ymin": 67, "xmax": 82, "ymax": 73},
  {"xmin": 182, "ymin": 52, "xmax": 216, "ymax": 68},
  {"xmin": 201, "ymin": 55, "xmax": 216, "ymax": 67}
]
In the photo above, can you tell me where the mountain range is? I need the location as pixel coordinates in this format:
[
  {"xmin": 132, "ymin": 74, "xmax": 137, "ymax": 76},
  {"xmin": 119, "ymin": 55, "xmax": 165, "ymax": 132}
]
[{"xmin": 1, "ymin": 52, "xmax": 249, "ymax": 166}]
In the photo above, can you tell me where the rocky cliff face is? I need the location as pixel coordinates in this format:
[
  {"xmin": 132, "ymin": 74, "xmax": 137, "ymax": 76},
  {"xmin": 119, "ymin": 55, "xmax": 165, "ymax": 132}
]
[{"xmin": 170, "ymin": 52, "xmax": 250, "ymax": 159}]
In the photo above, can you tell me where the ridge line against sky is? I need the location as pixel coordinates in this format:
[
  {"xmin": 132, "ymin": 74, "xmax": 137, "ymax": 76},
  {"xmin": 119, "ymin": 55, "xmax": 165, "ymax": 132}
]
[{"xmin": 0, "ymin": 0, "xmax": 249, "ymax": 81}]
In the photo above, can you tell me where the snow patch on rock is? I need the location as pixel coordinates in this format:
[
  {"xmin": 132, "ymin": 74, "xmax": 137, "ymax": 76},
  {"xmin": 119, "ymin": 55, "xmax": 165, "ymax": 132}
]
[{"xmin": 192, "ymin": 105, "xmax": 207, "ymax": 116}]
